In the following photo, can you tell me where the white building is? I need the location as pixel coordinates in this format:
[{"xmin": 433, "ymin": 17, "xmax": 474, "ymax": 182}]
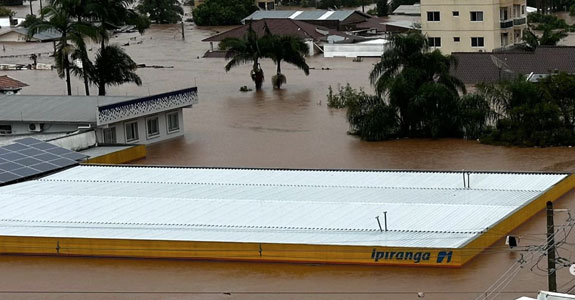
[{"xmin": 0, "ymin": 87, "xmax": 198, "ymax": 145}]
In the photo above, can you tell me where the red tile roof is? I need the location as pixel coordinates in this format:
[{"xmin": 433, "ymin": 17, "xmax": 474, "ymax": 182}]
[{"xmin": 0, "ymin": 75, "xmax": 28, "ymax": 90}]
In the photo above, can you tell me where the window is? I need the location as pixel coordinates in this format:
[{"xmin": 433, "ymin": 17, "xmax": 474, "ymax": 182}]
[
  {"xmin": 471, "ymin": 37, "xmax": 485, "ymax": 47},
  {"xmin": 428, "ymin": 37, "xmax": 441, "ymax": 47},
  {"xmin": 103, "ymin": 127, "xmax": 116, "ymax": 144},
  {"xmin": 470, "ymin": 11, "xmax": 483, "ymax": 21},
  {"xmin": 452, "ymin": 11, "xmax": 459, "ymax": 16},
  {"xmin": 0, "ymin": 125, "xmax": 12, "ymax": 135},
  {"xmin": 521, "ymin": 5, "xmax": 525, "ymax": 15},
  {"xmin": 427, "ymin": 11, "xmax": 440, "ymax": 21},
  {"xmin": 146, "ymin": 116, "xmax": 160, "ymax": 138},
  {"xmin": 454, "ymin": 37, "xmax": 460, "ymax": 42},
  {"xmin": 125, "ymin": 121, "xmax": 139, "ymax": 142},
  {"xmin": 167, "ymin": 112, "xmax": 180, "ymax": 133}
]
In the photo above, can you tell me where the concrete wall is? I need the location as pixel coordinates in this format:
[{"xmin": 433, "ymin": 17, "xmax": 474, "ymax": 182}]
[
  {"xmin": 0, "ymin": 122, "xmax": 85, "ymax": 135},
  {"xmin": 0, "ymin": 31, "xmax": 27, "ymax": 42},
  {"xmin": 324, "ymin": 43, "xmax": 387, "ymax": 58},
  {"xmin": 97, "ymin": 109, "xmax": 184, "ymax": 145},
  {"xmin": 421, "ymin": 0, "xmax": 527, "ymax": 54}
]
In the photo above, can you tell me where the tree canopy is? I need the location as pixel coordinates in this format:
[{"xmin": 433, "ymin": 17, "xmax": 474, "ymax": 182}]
[
  {"xmin": 137, "ymin": 0, "xmax": 183, "ymax": 24},
  {"xmin": 192, "ymin": 0, "xmax": 257, "ymax": 26}
]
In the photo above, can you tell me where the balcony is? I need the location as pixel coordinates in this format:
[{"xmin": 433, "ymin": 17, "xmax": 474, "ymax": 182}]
[
  {"xmin": 500, "ymin": 19, "xmax": 514, "ymax": 28},
  {"xmin": 513, "ymin": 17, "xmax": 526, "ymax": 26}
]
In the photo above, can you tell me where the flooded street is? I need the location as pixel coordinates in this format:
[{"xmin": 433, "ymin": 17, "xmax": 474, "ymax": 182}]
[{"xmin": 2, "ymin": 6, "xmax": 575, "ymax": 300}]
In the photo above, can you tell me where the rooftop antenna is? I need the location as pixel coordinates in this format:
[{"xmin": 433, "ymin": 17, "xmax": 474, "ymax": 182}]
[
  {"xmin": 375, "ymin": 216, "xmax": 382, "ymax": 232},
  {"xmin": 490, "ymin": 55, "xmax": 514, "ymax": 81}
]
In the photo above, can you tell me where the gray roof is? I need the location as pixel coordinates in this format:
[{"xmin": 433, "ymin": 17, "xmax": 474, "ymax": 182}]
[
  {"xmin": 393, "ymin": 4, "xmax": 421, "ymax": 16},
  {"xmin": 0, "ymin": 95, "xmax": 135, "ymax": 123},
  {"xmin": 0, "ymin": 166, "xmax": 568, "ymax": 249},
  {"xmin": 2, "ymin": 27, "xmax": 63, "ymax": 42},
  {"xmin": 243, "ymin": 10, "xmax": 367, "ymax": 22}
]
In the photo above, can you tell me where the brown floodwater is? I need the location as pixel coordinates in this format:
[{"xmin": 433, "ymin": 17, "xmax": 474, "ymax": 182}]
[{"xmin": 2, "ymin": 8, "xmax": 575, "ymax": 300}]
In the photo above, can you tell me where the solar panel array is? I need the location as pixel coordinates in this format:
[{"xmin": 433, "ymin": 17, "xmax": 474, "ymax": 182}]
[{"xmin": 0, "ymin": 138, "xmax": 87, "ymax": 184}]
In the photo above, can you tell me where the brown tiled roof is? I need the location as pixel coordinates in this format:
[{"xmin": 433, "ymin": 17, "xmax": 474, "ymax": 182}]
[
  {"xmin": 0, "ymin": 75, "xmax": 28, "ymax": 90},
  {"xmin": 451, "ymin": 46, "xmax": 575, "ymax": 84},
  {"xmin": 202, "ymin": 19, "xmax": 331, "ymax": 42}
]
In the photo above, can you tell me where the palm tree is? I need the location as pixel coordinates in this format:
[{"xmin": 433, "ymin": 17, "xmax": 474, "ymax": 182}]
[
  {"xmin": 219, "ymin": 24, "xmax": 267, "ymax": 90},
  {"xmin": 369, "ymin": 30, "xmax": 465, "ymax": 135},
  {"xmin": 87, "ymin": 44, "xmax": 142, "ymax": 96},
  {"xmin": 265, "ymin": 34, "xmax": 310, "ymax": 89},
  {"xmin": 28, "ymin": 3, "xmax": 98, "ymax": 95}
]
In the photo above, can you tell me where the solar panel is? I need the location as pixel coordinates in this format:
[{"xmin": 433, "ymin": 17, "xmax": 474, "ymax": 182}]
[{"xmin": 0, "ymin": 138, "xmax": 88, "ymax": 185}]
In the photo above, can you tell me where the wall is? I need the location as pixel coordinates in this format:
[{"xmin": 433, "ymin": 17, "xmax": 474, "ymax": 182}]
[
  {"xmin": 420, "ymin": 0, "xmax": 527, "ymax": 54},
  {"xmin": 324, "ymin": 43, "xmax": 387, "ymax": 58},
  {"xmin": 49, "ymin": 131, "xmax": 97, "ymax": 151},
  {"xmin": 0, "ymin": 122, "xmax": 86, "ymax": 135},
  {"xmin": 99, "ymin": 109, "xmax": 184, "ymax": 145},
  {"xmin": 0, "ymin": 31, "xmax": 26, "ymax": 42}
]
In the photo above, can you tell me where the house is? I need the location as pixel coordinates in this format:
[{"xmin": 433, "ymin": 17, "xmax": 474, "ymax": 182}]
[
  {"xmin": 242, "ymin": 10, "xmax": 371, "ymax": 31},
  {"xmin": 451, "ymin": 46, "xmax": 575, "ymax": 85},
  {"xmin": 0, "ymin": 27, "xmax": 61, "ymax": 43},
  {"xmin": 393, "ymin": 4, "xmax": 421, "ymax": 16},
  {"xmin": 202, "ymin": 19, "xmax": 357, "ymax": 56},
  {"xmin": 194, "ymin": 0, "xmax": 274, "ymax": 10},
  {"xmin": 0, "ymin": 0, "xmax": 23, "ymax": 5},
  {"xmin": 0, "ymin": 87, "xmax": 198, "ymax": 146},
  {"xmin": 0, "ymin": 76, "xmax": 28, "ymax": 94},
  {"xmin": 420, "ymin": 0, "xmax": 528, "ymax": 54}
]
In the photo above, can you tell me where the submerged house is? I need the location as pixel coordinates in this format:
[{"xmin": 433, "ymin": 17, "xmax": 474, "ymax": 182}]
[
  {"xmin": 0, "ymin": 76, "xmax": 28, "ymax": 95},
  {"xmin": 242, "ymin": 10, "xmax": 371, "ymax": 31},
  {"xmin": 451, "ymin": 46, "xmax": 575, "ymax": 86},
  {"xmin": 202, "ymin": 19, "xmax": 356, "ymax": 56},
  {"xmin": 0, "ymin": 27, "xmax": 61, "ymax": 43},
  {"xmin": 0, "ymin": 87, "xmax": 198, "ymax": 146}
]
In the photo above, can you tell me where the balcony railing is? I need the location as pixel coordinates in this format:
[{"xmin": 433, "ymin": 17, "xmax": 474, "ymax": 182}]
[
  {"xmin": 513, "ymin": 17, "xmax": 526, "ymax": 26},
  {"xmin": 500, "ymin": 19, "xmax": 514, "ymax": 28}
]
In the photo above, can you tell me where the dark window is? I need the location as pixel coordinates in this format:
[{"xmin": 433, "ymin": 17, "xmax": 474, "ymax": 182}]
[
  {"xmin": 454, "ymin": 37, "xmax": 460, "ymax": 42},
  {"xmin": 470, "ymin": 11, "xmax": 484, "ymax": 21},
  {"xmin": 103, "ymin": 127, "xmax": 116, "ymax": 144},
  {"xmin": 146, "ymin": 117, "xmax": 160, "ymax": 138},
  {"xmin": 167, "ymin": 112, "xmax": 180, "ymax": 133},
  {"xmin": 452, "ymin": 11, "xmax": 459, "ymax": 16},
  {"xmin": 125, "ymin": 121, "xmax": 139, "ymax": 142},
  {"xmin": 471, "ymin": 37, "xmax": 485, "ymax": 47},
  {"xmin": 427, "ymin": 11, "xmax": 440, "ymax": 21},
  {"xmin": 428, "ymin": 37, "xmax": 441, "ymax": 47},
  {"xmin": 0, "ymin": 125, "xmax": 12, "ymax": 135}
]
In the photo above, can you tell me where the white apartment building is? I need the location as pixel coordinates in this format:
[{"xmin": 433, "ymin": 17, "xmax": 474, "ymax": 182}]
[{"xmin": 421, "ymin": 0, "xmax": 528, "ymax": 54}]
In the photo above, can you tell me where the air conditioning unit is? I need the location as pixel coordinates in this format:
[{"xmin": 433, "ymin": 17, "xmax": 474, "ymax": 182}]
[{"xmin": 28, "ymin": 123, "xmax": 44, "ymax": 132}]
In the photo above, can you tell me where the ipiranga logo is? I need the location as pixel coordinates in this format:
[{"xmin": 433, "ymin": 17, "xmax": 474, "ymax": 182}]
[{"xmin": 371, "ymin": 249, "xmax": 453, "ymax": 264}]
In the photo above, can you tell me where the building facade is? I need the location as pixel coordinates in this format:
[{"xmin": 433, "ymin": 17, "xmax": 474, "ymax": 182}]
[
  {"xmin": 421, "ymin": 0, "xmax": 528, "ymax": 54},
  {"xmin": 0, "ymin": 87, "xmax": 198, "ymax": 146}
]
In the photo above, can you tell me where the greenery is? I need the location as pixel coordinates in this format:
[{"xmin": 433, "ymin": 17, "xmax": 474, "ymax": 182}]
[
  {"xmin": 219, "ymin": 25, "xmax": 310, "ymax": 90},
  {"xmin": 521, "ymin": 13, "xmax": 572, "ymax": 50},
  {"xmin": 327, "ymin": 31, "xmax": 575, "ymax": 147},
  {"xmin": 137, "ymin": 0, "xmax": 183, "ymax": 24},
  {"xmin": 376, "ymin": 0, "xmax": 388, "ymax": 16},
  {"xmin": 280, "ymin": 0, "xmax": 375, "ymax": 8},
  {"xmin": 27, "ymin": 0, "xmax": 149, "ymax": 96},
  {"xmin": 20, "ymin": 14, "xmax": 39, "ymax": 28},
  {"xmin": 0, "ymin": 6, "xmax": 14, "ymax": 17},
  {"xmin": 192, "ymin": 0, "xmax": 257, "ymax": 26}
]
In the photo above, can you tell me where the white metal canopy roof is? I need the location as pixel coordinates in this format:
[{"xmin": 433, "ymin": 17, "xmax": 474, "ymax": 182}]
[{"xmin": 0, "ymin": 166, "xmax": 568, "ymax": 248}]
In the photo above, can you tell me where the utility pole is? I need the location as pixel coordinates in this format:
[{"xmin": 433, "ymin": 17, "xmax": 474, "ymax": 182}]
[{"xmin": 547, "ymin": 201, "xmax": 557, "ymax": 292}]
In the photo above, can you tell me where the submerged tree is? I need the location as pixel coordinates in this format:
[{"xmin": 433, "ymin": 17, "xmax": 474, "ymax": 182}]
[
  {"xmin": 28, "ymin": 3, "xmax": 98, "ymax": 95},
  {"xmin": 266, "ymin": 35, "xmax": 310, "ymax": 89},
  {"xmin": 369, "ymin": 31, "xmax": 465, "ymax": 137},
  {"xmin": 219, "ymin": 25, "xmax": 266, "ymax": 90},
  {"xmin": 137, "ymin": 0, "xmax": 183, "ymax": 24},
  {"xmin": 86, "ymin": 44, "xmax": 142, "ymax": 96}
]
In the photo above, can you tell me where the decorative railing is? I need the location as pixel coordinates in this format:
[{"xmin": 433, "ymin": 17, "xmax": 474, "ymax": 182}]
[{"xmin": 97, "ymin": 87, "xmax": 198, "ymax": 125}]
